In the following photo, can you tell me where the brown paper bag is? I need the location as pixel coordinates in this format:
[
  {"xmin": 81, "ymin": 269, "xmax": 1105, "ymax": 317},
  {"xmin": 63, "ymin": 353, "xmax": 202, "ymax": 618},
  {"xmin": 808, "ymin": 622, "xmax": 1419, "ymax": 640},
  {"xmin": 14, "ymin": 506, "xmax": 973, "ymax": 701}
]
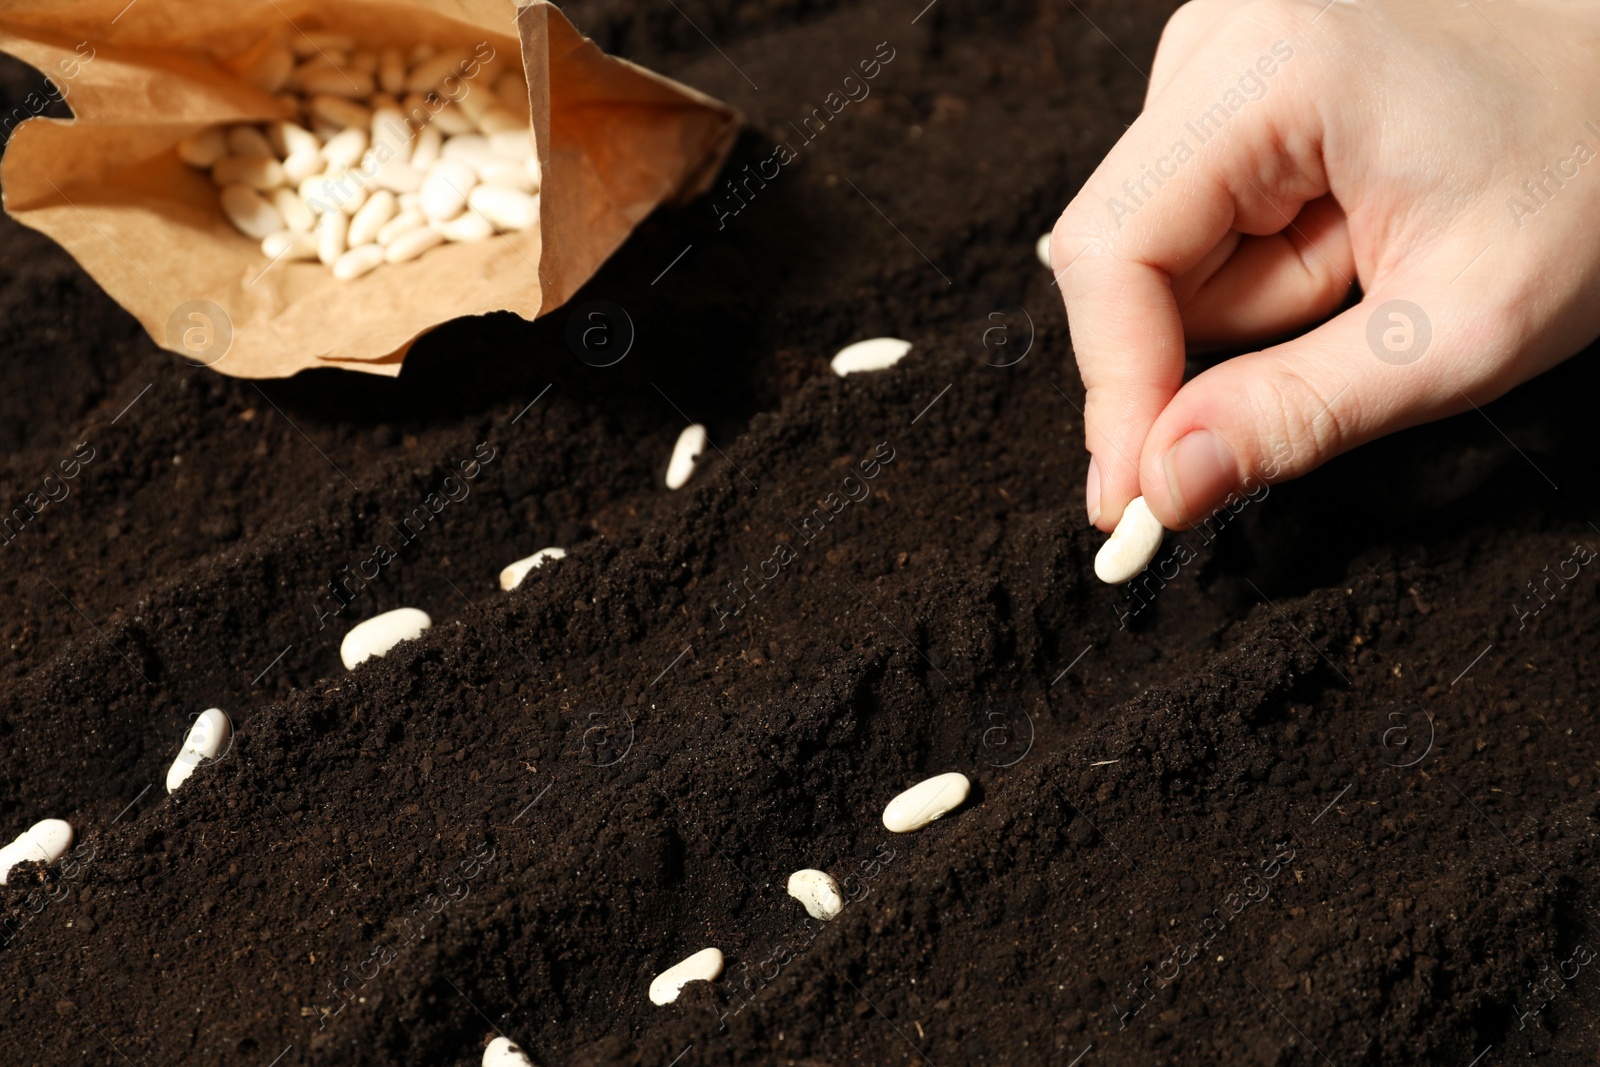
[{"xmin": 0, "ymin": 0, "xmax": 740, "ymax": 378}]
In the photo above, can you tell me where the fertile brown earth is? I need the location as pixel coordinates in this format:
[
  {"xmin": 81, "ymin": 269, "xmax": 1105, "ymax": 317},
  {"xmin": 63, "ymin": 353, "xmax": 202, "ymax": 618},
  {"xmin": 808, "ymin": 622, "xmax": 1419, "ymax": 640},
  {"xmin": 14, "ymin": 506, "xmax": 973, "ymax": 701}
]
[{"xmin": 4, "ymin": 1, "xmax": 1600, "ymax": 1064}]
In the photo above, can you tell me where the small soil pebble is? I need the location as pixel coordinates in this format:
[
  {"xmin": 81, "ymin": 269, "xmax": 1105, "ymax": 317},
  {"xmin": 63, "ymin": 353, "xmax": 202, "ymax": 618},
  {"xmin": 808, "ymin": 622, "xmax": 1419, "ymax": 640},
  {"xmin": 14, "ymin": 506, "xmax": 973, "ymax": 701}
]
[
  {"xmin": 499, "ymin": 547, "xmax": 567, "ymax": 591},
  {"xmin": 830, "ymin": 337, "xmax": 912, "ymax": 376},
  {"xmin": 787, "ymin": 868, "xmax": 844, "ymax": 920},
  {"xmin": 339, "ymin": 607, "xmax": 432, "ymax": 669},
  {"xmin": 482, "ymin": 1036, "xmax": 534, "ymax": 1066},
  {"xmin": 165, "ymin": 708, "xmax": 232, "ymax": 793},
  {"xmin": 1093, "ymin": 496, "xmax": 1165, "ymax": 584},
  {"xmin": 882, "ymin": 772, "xmax": 971, "ymax": 832},
  {"xmin": 0, "ymin": 819, "xmax": 73, "ymax": 885},
  {"xmin": 648, "ymin": 947, "xmax": 724, "ymax": 1005},
  {"xmin": 665, "ymin": 424, "xmax": 707, "ymax": 490}
]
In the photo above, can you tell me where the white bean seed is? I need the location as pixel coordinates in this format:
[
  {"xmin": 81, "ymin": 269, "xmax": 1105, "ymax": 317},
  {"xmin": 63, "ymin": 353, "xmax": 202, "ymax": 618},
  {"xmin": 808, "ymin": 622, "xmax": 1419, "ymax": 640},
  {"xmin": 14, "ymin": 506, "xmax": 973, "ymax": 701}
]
[
  {"xmin": 165, "ymin": 708, "xmax": 232, "ymax": 793},
  {"xmin": 379, "ymin": 46, "xmax": 407, "ymax": 94},
  {"xmin": 441, "ymin": 133, "xmax": 494, "ymax": 166},
  {"xmin": 204, "ymin": 33, "xmax": 536, "ymax": 275},
  {"xmin": 665, "ymin": 424, "xmax": 707, "ymax": 490},
  {"xmin": 262, "ymin": 229, "xmax": 317, "ymax": 260},
  {"xmin": 177, "ymin": 127, "xmax": 228, "ymax": 168},
  {"xmin": 212, "ymin": 154, "xmax": 285, "ymax": 191},
  {"xmin": 786, "ymin": 869, "xmax": 844, "ymax": 921},
  {"xmin": 288, "ymin": 55, "xmax": 333, "ymax": 88},
  {"xmin": 882, "ymin": 772, "xmax": 970, "ymax": 832},
  {"xmin": 499, "ymin": 547, "xmax": 567, "ymax": 591},
  {"xmin": 1035, "ymin": 232, "xmax": 1052, "ymax": 269},
  {"xmin": 494, "ymin": 72, "xmax": 528, "ymax": 113},
  {"xmin": 333, "ymin": 242, "xmax": 385, "ymax": 280},
  {"xmin": 487, "ymin": 130, "xmax": 535, "ymax": 160},
  {"xmin": 317, "ymin": 209, "xmax": 348, "ymax": 265},
  {"xmin": 435, "ymin": 212, "xmax": 493, "ymax": 242},
  {"xmin": 384, "ymin": 225, "xmax": 445, "ymax": 262},
  {"xmin": 299, "ymin": 174, "xmax": 340, "ymax": 215},
  {"xmin": 300, "ymin": 169, "xmax": 367, "ymax": 216},
  {"xmin": 420, "ymin": 160, "xmax": 476, "ymax": 219},
  {"xmin": 282, "ymin": 148, "xmax": 324, "ymax": 184},
  {"xmin": 348, "ymin": 189, "xmax": 397, "ymax": 246},
  {"xmin": 453, "ymin": 86, "xmax": 494, "ymax": 123},
  {"xmin": 407, "ymin": 51, "xmax": 469, "ymax": 92},
  {"xmin": 478, "ymin": 159, "xmax": 536, "ymax": 192},
  {"xmin": 220, "ymin": 184, "xmax": 285, "ymax": 239},
  {"xmin": 400, "ymin": 91, "xmax": 431, "ymax": 123},
  {"xmin": 376, "ymin": 208, "xmax": 426, "ymax": 245},
  {"xmin": 649, "ymin": 947, "xmax": 723, "ymax": 1005},
  {"xmin": 340, "ymin": 607, "xmax": 432, "ymax": 670},
  {"xmin": 322, "ymin": 126, "xmax": 369, "ymax": 170},
  {"xmin": 475, "ymin": 105, "xmax": 526, "ymax": 135},
  {"xmin": 370, "ymin": 108, "xmax": 412, "ymax": 164},
  {"xmin": 371, "ymin": 156, "xmax": 423, "ymax": 194},
  {"xmin": 456, "ymin": 89, "xmax": 522, "ymax": 133},
  {"xmin": 273, "ymin": 120, "xmax": 321, "ymax": 159},
  {"xmin": 227, "ymin": 125, "xmax": 277, "ymax": 159},
  {"xmin": 831, "ymin": 337, "xmax": 911, "ymax": 377},
  {"xmin": 482, "ymin": 1036, "xmax": 534, "ymax": 1067},
  {"xmin": 309, "ymin": 93, "xmax": 372, "ymax": 130},
  {"xmin": 0, "ymin": 819, "xmax": 73, "ymax": 885},
  {"xmin": 467, "ymin": 186, "xmax": 538, "ymax": 231},
  {"xmin": 1093, "ymin": 495, "xmax": 1165, "ymax": 584},
  {"xmin": 431, "ymin": 103, "xmax": 476, "ymax": 136},
  {"xmin": 240, "ymin": 45, "xmax": 294, "ymax": 94},
  {"xmin": 327, "ymin": 168, "xmax": 370, "ymax": 215},
  {"xmin": 410, "ymin": 124, "xmax": 444, "ymax": 171},
  {"xmin": 272, "ymin": 187, "xmax": 316, "ymax": 232}
]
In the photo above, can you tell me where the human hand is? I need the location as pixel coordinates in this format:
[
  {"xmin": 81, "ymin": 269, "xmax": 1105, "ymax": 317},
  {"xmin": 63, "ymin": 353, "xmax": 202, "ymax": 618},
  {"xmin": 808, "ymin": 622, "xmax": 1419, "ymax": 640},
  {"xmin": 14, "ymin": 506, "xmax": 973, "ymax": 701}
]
[{"xmin": 1052, "ymin": 0, "xmax": 1600, "ymax": 532}]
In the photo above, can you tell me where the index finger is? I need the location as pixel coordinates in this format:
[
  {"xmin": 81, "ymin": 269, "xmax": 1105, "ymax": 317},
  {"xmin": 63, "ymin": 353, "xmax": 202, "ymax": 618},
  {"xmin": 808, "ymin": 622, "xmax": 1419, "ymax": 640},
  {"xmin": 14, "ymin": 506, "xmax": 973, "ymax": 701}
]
[{"xmin": 1052, "ymin": 28, "xmax": 1324, "ymax": 530}]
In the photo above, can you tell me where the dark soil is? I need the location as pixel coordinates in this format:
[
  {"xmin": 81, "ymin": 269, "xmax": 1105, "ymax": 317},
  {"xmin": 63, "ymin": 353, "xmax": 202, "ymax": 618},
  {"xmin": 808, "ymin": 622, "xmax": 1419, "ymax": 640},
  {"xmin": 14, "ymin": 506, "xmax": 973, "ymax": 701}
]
[{"xmin": 5, "ymin": 1, "xmax": 1600, "ymax": 1064}]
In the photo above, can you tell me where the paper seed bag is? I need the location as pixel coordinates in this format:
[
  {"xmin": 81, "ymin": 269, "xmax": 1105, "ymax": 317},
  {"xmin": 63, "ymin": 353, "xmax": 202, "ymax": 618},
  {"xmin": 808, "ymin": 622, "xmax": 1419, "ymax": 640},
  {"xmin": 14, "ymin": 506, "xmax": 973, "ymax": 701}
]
[{"xmin": 0, "ymin": 0, "xmax": 739, "ymax": 378}]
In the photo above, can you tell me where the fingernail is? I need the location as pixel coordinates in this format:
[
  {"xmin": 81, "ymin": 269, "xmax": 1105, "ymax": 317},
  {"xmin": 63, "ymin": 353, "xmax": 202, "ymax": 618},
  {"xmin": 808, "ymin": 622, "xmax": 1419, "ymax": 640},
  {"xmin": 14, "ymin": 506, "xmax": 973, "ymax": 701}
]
[
  {"xmin": 1163, "ymin": 430, "xmax": 1238, "ymax": 525},
  {"xmin": 1085, "ymin": 456, "xmax": 1101, "ymax": 526}
]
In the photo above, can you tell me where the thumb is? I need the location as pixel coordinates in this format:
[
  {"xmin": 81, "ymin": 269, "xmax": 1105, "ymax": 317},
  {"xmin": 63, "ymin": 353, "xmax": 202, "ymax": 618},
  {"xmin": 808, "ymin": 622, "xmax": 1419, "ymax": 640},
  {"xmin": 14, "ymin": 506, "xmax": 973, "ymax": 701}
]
[{"xmin": 1136, "ymin": 289, "xmax": 1492, "ymax": 528}]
